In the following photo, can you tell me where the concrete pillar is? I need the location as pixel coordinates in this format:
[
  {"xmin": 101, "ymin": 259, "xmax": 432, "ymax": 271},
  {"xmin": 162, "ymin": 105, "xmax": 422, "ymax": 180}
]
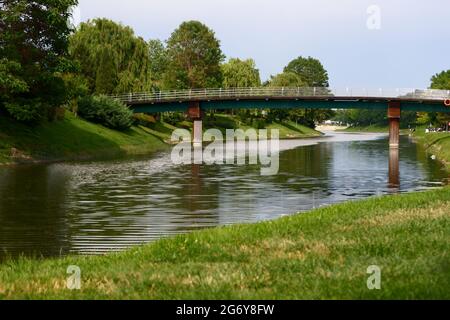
[
  {"xmin": 193, "ymin": 120, "xmax": 203, "ymax": 148},
  {"xmin": 187, "ymin": 101, "xmax": 203, "ymax": 147},
  {"xmin": 388, "ymin": 102, "xmax": 401, "ymax": 149}
]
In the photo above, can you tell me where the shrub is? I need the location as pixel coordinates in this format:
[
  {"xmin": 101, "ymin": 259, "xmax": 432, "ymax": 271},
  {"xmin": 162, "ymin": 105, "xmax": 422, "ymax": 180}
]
[
  {"xmin": 78, "ymin": 95, "xmax": 133, "ymax": 131},
  {"xmin": 4, "ymin": 100, "xmax": 44, "ymax": 123},
  {"xmin": 133, "ymin": 113, "xmax": 156, "ymax": 127}
]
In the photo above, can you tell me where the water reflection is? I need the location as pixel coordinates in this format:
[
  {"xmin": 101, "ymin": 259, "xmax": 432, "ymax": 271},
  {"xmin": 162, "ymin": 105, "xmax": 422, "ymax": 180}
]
[
  {"xmin": 389, "ymin": 148, "xmax": 400, "ymax": 189},
  {"xmin": 0, "ymin": 133, "xmax": 447, "ymax": 259}
]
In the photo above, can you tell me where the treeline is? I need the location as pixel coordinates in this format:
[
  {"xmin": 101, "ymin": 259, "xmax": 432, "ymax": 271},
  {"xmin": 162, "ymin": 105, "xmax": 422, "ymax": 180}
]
[
  {"xmin": 335, "ymin": 71, "xmax": 450, "ymax": 128},
  {"xmin": 0, "ymin": 1, "xmax": 333, "ymax": 129},
  {"xmin": 1, "ymin": 1, "xmax": 449, "ymax": 131}
]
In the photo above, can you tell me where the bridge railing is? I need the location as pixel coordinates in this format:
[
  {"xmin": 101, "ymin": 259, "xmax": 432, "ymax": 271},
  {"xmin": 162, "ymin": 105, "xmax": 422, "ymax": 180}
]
[{"xmin": 109, "ymin": 87, "xmax": 450, "ymax": 104}]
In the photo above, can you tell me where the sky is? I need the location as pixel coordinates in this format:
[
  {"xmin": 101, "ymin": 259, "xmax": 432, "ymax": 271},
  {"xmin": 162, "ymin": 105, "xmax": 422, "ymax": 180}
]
[{"xmin": 75, "ymin": 0, "xmax": 450, "ymax": 89}]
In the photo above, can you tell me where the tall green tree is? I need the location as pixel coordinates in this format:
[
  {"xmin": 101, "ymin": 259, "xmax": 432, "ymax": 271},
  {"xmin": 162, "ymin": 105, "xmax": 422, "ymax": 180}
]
[
  {"xmin": 69, "ymin": 18, "xmax": 151, "ymax": 94},
  {"xmin": 148, "ymin": 39, "xmax": 169, "ymax": 90},
  {"xmin": 272, "ymin": 57, "xmax": 333, "ymax": 126},
  {"xmin": 430, "ymin": 70, "xmax": 450, "ymax": 127},
  {"xmin": 163, "ymin": 21, "xmax": 224, "ymax": 89},
  {"xmin": 431, "ymin": 70, "xmax": 450, "ymax": 90},
  {"xmin": 222, "ymin": 58, "xmax": 261, "ymax": 88},
  {"xmin": 0, "ymin": 0, "xmax": 78, "ymax": 122},
  {"xmin": 284, "ymin": 56, "xmax": 329, "ymax": 87}
]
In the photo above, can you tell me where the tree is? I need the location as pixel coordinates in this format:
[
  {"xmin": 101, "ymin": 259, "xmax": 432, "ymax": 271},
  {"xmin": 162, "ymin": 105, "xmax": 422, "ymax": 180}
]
[
  {"xmin": 148, "ymin": 39, "xmax": 169, "ymax": 90},
  {"xmin": 222, "ymin": 58, "xmax": 261, "ymax": 88},
  {"xmin": 0, "ymin": 0, "xmax": 78, "ymax": 122},
  {"xmin": 430, "ymin": 70, "xmax": 450, "ymax": 90},
  {"xmin": 267, "ymin": 71, "xmax": 305, "ymax": 87},
  {"xmin": 430, "ymin": 70, "xmax": 450, "ymax": 127},
  {"xmin": 284, "ymin": 56, "xmax": 329, "ymax": 87},
  {"xmin": 163, "ymin": 21, "xmax": 224, "ymax": 89},
  {"xmin": 69, "ymin": 18, "xmax": 151, "ymax": 94},
  {"xmin": 270, "ymin": 57, "xmax": 333, "ymax": 126}
]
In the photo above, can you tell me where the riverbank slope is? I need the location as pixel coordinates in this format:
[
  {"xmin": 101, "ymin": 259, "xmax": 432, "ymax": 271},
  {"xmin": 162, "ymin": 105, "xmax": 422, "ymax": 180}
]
[
  {"xmin": 0, "ymin": 113, "xmax": 322, "ymax": 165},
  {"xmin": 0, "ymin": 112, "xmax": 170, "ymax": 165},
  {"xmin": 0, "ymin": 187, "xmax": 448, "ymax": 299},
  {"xmin": 412, "ymin": 129, "xmax": 450, "ymax": 170}
]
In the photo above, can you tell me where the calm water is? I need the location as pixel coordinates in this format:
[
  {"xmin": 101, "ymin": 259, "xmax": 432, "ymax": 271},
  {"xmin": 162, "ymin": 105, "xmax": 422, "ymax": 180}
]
[{"xmin": 0, "ymin": 132, "xmax": 447, "ymax": 259}]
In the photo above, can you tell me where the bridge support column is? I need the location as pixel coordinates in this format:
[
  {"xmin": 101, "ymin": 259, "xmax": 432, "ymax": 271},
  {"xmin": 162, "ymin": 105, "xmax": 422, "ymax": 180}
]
[
  {"xmin": 388, "ymin": 102, "xmax": 401, "ymax": 149},
  {"xmin": 188, "ymin": 102, "xmax": 203, "ymax": 147}
]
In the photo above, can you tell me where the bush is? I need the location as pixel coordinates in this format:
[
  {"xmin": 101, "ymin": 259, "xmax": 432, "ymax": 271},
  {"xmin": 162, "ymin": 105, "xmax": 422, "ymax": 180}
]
[
  {"xmin": 4, "ymin": 100, "xmax": 44, "ymax": 123},
  {"xmin": 133, "ymin": 113, "xmax": 156, "ymax": 127},
  {"xmin": 78, "ymin": 95, "xmax": 133, "ymax": 131}
]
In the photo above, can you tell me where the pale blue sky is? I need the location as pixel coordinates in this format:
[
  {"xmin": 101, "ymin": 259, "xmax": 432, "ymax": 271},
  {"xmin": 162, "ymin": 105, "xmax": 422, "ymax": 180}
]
[{"xmin": 76, "ymin": 0, "xmax": 450, "ymax": 89}]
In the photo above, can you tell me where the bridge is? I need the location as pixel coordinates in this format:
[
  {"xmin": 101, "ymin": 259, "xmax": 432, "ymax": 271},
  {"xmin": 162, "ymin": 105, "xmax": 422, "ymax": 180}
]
[{"xmin": 111, "ymin": 87, "xmax": 450, "ymax": 149}]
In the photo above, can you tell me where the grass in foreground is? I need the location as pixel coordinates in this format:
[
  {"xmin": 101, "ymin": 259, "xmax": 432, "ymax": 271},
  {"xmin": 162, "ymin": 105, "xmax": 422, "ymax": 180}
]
[
  {"xmin": 0, "ymin": 187, "xmax": 448, "ymax": 300},
  {"xmin": 0, "ymin": 112, "xmax": 168, "ymax": 164}
]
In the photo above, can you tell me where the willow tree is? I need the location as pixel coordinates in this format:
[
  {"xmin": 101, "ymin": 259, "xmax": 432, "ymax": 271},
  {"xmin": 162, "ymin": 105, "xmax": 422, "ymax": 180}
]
[
  {"xmin": 268, "ymin": 71, "xmax": 305, "ymax": 88},
  {"xmin": 69, "ymin": 18, "xmax": 151, "ymax": 94},
  {"xmin": 163, "ymin": 21, "xmax": 224, "ymax": 89},
  {"xmin": 222, "ymin": 58, "xmax": 261, "ymax": 88}
]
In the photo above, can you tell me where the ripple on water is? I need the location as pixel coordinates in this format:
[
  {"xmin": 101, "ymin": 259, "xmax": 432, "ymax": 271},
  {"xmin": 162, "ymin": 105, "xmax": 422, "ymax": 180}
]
[{"xmin": 0, "ymin": 133, "xmax": 447, "ymax": 258}]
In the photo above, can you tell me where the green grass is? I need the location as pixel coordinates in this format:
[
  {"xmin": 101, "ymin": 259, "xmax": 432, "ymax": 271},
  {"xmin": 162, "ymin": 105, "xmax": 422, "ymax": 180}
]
[
  {"xmin": 0, "ymin": 112, "xmax": 169, "ymax": 164},
  {"xmin": 0, "ymin": 187, "xmax": 448, "ymax": 300},
  {"xmin": 0, "ymin": 113, "xmax": 322, "ymax": 165},
  {"xmin": 204, "ymin": 114, "xmax": 322, "ymax": 139},
  {"xmin": 339, "ymin": 125, "xmax": 389, "ymax": 133},
  {"xmin": 412, "ymin": 128, "xmax": 450, "ymax": 169}
]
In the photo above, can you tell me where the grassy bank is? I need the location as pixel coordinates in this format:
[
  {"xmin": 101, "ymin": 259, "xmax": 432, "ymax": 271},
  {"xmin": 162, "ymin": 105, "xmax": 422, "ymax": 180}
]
[
  {"xmin": 204, "ymin": 114, "xmax": 323, "ymax": 139},
  {"xmin": 0, "ymin": 112, "xmax": 170, "ymax": 165},
  {"xmin": 412, "ymin": 128, "xmax": 450, "ymax": 170},
  {"xmin": 0, "ymin": 113, "xmax": 322, "ymax": 165},
  {"xmin": 0, "ymin": 187, "xmax": 448, "ymax": 299},
  {"xmin": 339, "ymin": 125, "xmax": 389, "ymax": 133}
]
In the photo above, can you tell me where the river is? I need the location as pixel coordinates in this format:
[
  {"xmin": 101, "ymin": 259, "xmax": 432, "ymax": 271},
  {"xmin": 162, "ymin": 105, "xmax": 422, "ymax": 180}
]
[{"xmin": 0, "ymin": 132, "xmax": 447, "ymax": 259}]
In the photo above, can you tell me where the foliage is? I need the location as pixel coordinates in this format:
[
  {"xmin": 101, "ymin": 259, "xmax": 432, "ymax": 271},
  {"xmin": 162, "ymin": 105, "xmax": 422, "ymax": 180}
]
[
  {"xmin": 222, "ymin": 58, "xmax": 261, "ymax": 88},
  {"xmin": 163, "ymin": 21, "xmax": 224, "ymax": 89},
  {"xmin": 69, "ymin": 19, "xmax": 152, "ymax": 95},
  {"xmin": 334, "ymin": 109, "xmax": 417, "ymax": 128},
  {"xmin": 267, "ymin": 71, "xmax": 305, "ymax": 87},
  {"xmin": 133, "ymin": 113, "xmax": 156, "ymax": 127},
  {"xmin": 78, "ymin": 95, "xmax": 133, "ymax": 131},
  {"xmin": 148, "ymin": 39, "xmax": 169, "ymax": 90},
  {"xmin": 0, "ymin": 0, "xmax": 78, "ymax": 122},
  {"xmin": 284, "ymin": 56, "xmax": 329, "ymax": 87},
  {"xmin": 430, "ymin": 70, "xmax": 450, "ymax": 90},
  {"xmin": 265, "ymin": 70, "xmax": 333, "ymax": 127},
  {"xmin": 430, "ymin": 70, "xmax": 450, "ymax": 126}
]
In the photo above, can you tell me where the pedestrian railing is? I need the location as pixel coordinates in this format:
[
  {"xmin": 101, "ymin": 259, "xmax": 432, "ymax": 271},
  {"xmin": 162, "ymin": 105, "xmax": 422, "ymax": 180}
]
[{"xmin": 110, "ymin": 87, "xmax": 450, "ymax": 104}]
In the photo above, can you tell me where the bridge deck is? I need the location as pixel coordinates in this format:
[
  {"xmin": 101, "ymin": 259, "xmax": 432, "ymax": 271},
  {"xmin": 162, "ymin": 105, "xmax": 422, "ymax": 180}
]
[{"xmin": 110, "ymin": 87, "xmax": 450, "ymax": 113}]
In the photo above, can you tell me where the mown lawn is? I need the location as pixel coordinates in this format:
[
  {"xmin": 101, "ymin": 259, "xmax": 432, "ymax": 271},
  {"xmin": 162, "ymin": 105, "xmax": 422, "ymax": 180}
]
[{"xmin": 0, "ymin": 187, "xmax": 448, "ymax": 300}]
